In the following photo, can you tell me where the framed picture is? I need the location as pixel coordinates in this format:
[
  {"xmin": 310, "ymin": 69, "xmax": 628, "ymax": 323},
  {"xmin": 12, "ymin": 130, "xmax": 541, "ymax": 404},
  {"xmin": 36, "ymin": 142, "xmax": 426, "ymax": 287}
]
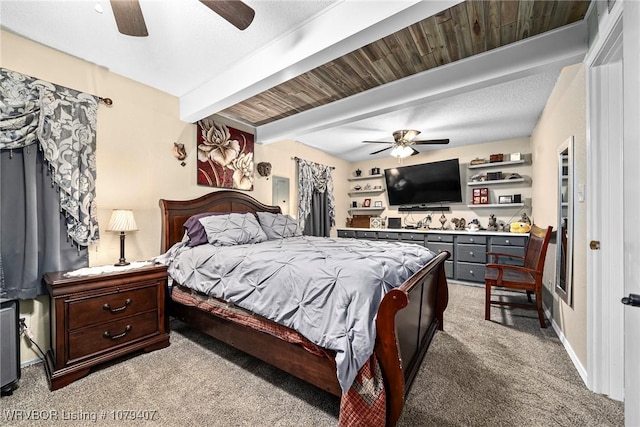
[
  {"xmin": 363, "ymin": 198, "xmax": 371, "ymax": 207},
  {"xmin": 472, "ymin": 187, "xmax": 489, "ymax": 205},
  {"xmin": 374, "ymin": 201, "xmax": 383, "ymax": 207},
  {"xmin": 499, "ymin": 195, "xmax": 513, "ymax": 204},
  {"xmin": 351, "ymin": 201, "xmax": 358, "ymax": 208}
]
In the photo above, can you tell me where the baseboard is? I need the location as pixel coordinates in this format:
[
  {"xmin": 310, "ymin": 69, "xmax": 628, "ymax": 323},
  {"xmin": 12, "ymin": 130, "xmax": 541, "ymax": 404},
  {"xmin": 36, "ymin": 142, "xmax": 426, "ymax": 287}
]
[
  {"xmin": 543, "ymin": 304, "xmax": 588, "ymax": 386},
  {"xmin": 20, "ymin": 357, "xmax": 43, "ymax": 368}
]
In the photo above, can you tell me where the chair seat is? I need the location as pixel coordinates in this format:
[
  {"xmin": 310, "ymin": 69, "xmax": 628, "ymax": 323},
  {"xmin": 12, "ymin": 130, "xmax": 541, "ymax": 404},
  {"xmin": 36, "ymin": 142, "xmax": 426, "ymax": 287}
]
[{"xmin": 485, "ymin": 267, "xmax": 536, "ymax": 287}]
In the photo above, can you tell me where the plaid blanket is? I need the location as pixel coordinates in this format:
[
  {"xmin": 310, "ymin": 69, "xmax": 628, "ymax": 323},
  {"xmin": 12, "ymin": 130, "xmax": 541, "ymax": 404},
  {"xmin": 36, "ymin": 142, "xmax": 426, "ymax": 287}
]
[{"xmin": 172, "ymin": 285, "xmax": 386, "ymax": 426}]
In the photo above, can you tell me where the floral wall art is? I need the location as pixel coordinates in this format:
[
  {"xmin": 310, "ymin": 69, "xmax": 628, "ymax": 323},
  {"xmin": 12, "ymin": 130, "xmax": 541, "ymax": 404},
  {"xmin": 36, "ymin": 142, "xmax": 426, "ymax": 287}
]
[{"xmin": 196, "ymin": 119, "xmax": 254, "ymax": 190}]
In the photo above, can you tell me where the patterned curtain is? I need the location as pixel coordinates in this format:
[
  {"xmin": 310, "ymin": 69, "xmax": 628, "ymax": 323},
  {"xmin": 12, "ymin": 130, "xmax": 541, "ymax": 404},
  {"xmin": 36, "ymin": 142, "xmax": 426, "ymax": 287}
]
[
  {"xmin": 0, "ymin": 68, "xmax": 99, "ymax": 246},
  {"xmin": 296, "ymin": 158, "xmax": 335, "ymax": 233}
]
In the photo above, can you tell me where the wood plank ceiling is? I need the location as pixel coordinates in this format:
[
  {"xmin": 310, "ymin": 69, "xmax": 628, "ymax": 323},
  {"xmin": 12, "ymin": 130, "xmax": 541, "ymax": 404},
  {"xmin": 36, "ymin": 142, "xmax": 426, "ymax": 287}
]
[{"xmin": 219, "ymin": 0, "xmax": 590, "ymax": 127}]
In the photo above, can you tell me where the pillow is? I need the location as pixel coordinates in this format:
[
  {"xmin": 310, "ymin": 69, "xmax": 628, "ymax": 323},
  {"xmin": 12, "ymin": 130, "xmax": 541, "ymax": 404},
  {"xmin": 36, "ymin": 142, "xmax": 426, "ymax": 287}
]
[
  {"xmin": 199, "ymin": 213, "xmax": 267, "ymax": 246},
  {"xmin": 257, "ymin": 211, "xmax": 303, "ymax": 240},
  {"xmin": 183, "ymin": 212, "xmax": 223, "ymax": 247}
]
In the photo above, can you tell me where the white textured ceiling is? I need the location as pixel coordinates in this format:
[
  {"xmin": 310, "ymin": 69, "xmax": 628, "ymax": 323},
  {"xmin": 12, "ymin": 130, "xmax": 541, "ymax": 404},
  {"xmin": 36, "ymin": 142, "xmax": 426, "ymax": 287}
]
[{"xmin": 1, "ymin": 1, "xmax": 588, "ymax": 162}]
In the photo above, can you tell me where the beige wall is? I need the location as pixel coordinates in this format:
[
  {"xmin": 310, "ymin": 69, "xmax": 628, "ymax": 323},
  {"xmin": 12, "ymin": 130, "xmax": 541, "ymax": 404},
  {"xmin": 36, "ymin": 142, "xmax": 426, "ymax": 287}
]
[
  {"xmin": 1, "ymin": 31, "xmax": 348, "ymax": 363},
  {"xmin": 531, "ymin": 63, "xmax": 587, "ymax": 365}
]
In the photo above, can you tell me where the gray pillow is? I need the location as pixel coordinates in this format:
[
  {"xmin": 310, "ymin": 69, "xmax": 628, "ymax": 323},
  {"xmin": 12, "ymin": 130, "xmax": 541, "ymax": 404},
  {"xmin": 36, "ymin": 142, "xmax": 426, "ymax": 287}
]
[
  {"xmin": 199, "ymin": 213, "xmax": 267, "ymax": 246},
  {"xmin": 257, "ymin": 212, "xmax": 303, "ymax": 240}
]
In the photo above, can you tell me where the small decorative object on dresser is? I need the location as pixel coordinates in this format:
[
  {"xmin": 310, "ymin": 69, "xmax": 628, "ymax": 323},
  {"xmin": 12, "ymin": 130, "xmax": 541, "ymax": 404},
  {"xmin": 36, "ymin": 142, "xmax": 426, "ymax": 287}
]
[
  {"xmin": 520, "ymin": 212, "xmax": 532, "ymax": 225},
  {"xmin": 487, "ymin": 214, "xmax": 499, "ymax": 231},
  {"xmin": 369, "ymin": 217, "xmax": 383, "ymax": 229},
  {"xmin": 43, "ymin": 264, "xmax": 170, "ymax": 390},
  {"xmin": 439, "ymin": 214, "xmax": 447, "ymax": 230}
]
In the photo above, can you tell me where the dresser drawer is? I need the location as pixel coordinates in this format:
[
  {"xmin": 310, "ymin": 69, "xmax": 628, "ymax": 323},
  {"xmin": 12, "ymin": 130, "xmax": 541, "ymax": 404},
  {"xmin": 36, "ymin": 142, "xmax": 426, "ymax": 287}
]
[
  {"xmin": 68, "ymin": 311, "xmax": 159, "ymax": 362},
  {"xmin": 356, "ymin": 230, "xmax": 377, "ymax": 239},
  {"xmin": 377, "ymin": 231, "xmax": 400, "ymax": 240},
  {"xmin": 490, "ymin": 236, "xmax": 527, "ymax": 247},
  {"xmin": 68, "ymin": 284, "xmax": 158, "ymax": 330},
  {"xmin": 399, "ymin": 233, "xmax": 426, "ymax": 244},
  {"xmin": 337, "ymin": 229, "xmax": 356, "ymax": 238},
  {"xmin": 456, "ymin": 244, "xmax": 487, "ymax": 263},
  {"xmin": 488, "ymin": 246, "xmax": 525, "ymax": 265},
  {"xmin": 426, "ymin": 242, "xmax": 453, "ymax": 256},
  {"xmin": 457, "ymin": 235, "xmax": 486, "ymax": 245},
  {"xmin": 427, "ymin": 234, "xmax": 454, "ymax": 243},
  {"xmin": 455, "ymin": 262, "xmax": 486, "ymax": 282}
]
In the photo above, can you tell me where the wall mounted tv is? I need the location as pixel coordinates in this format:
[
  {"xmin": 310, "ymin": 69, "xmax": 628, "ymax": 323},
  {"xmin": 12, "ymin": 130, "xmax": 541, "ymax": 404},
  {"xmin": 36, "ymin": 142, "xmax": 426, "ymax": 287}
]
[{"xmin": 384, "ymin": 158, "xmax": 463, "ymax": 207}]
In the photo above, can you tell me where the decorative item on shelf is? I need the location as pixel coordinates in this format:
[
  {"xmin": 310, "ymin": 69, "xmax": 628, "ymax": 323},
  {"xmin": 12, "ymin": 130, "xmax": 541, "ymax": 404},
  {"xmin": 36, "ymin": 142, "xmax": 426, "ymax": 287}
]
[
  {"xmin": 351, "ymin": 201, "xmax": 358, "ymax": 208},
  {"xmin": 370, "ymin": 217, "xmax": 383, "ymax": 229},
  {"xmin": 451, "ymin": 217, "xmax": 466, "ymax": 231},
  {"xmin": 363, "ymin": 198, "xmax": 371, "ymax": 207},
  {"xmin": 510, "ymin": 222, "xmax": 532, "ymax": 233},
  {"xmin": 470, "ymin": 173, "xmax": 486, "ymax": 182},
  {"xmin": 467, "ymin": 218, "xmax": 481, "ymax": 231},
  {"xmin": 489, "ymin": 153, "xmax": 504, "ymax": 163},
  {"xmin": 106, "ymin": 209, "xmax": 138, "ymax": 266},
  {"xmin": 172, "ymin": 142, "xmax": 187, "ymax": 166},
  {"xmin": 498, "ymin": 195, "xmax": 513, "ymax": 204},
  {"xmin": 346, "ymin": 218, "xmax": 352, "ymax": 227},
  {"xmin": 354, "ymin": 169, "xmax": 362, "ymax": 177},
  {"xmin": 504, "ymin": 172, "xmax": 522, "ymax": 180},
  {"xmin": 510, "ymin": 152, "xmax": 522, "ymax": 161},
  {"xmin": 472, "ymin": 187, "xmax": 489, "ymax": 205},
  {"xmin": 470, "ymin": 157, "xmax": 487, "ymax": 165},
  {"xmin": 371, "ymin": 167, "xmax": 380, "ymax": 175},
  {"xmin": 513, "ymin": 194, "xmax": 522, "ymax": 203},
  {"xmin": 373, "ymin": 185, "xmax": 382, "ymax": 189},
  {"xmin": 353, "ymin": 185, "xmax": 362, "ymax": 191},
  {"xmin": 374, "ymin": 201, "xmax": 383, "ymax": 207},
  {"xmin": 351, "ymin": 215, "xmax": 372, "ymax": 228},
  {"xmin": 487, "ymin": 214, "xmax": 499, "ymax": 231},
  {"xmin": 520, "ymin": 212, "xmax": 532, "ymax": 225},
  {"xmin": 256, "ymin": 162, "xmax": 272, "ymax": 179},
  {"xmin": 486, "ymin": 171, "xmax": 503, "ymax": 181},
  {"xmin": 424, "ymin": 215, "xmax": 432, "ymax": 229},
  {"xmin": 439, "ymin": 214, "xmax": 447, "ymax": 230},
  {"xmin": 387, "ymin": 217, "xmax": 402, "ymax": 229},
  {"xmin": 363, "ymin": 183, "xmax": 372, "ymax": 190}
]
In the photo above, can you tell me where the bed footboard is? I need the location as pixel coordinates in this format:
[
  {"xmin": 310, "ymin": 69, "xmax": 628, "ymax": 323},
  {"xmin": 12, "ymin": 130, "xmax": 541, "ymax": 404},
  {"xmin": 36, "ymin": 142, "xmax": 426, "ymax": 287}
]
[{"xmin": 374, "ymin": 250, "xmax": 450, "ymax": 426}]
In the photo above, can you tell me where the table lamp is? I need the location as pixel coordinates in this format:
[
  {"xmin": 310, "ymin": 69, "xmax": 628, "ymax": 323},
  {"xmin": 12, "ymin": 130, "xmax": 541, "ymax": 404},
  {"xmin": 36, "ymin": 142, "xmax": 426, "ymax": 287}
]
[{"xmin": 107, "ymin": 209, "xmax": 138, "ymax": 266}]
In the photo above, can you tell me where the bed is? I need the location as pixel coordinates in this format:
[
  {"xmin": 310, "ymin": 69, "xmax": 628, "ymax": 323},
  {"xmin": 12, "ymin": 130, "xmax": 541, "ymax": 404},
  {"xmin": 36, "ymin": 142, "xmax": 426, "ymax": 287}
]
[{"xmin": 158, "ymin": 190, "xmax": 449, "ymax": 426}]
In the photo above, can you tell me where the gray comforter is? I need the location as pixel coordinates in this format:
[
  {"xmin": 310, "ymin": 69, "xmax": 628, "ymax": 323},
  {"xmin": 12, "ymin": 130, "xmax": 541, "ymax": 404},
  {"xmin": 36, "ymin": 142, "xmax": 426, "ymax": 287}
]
[{"xmin": 156, "ymin": 236, "xmax": 435, "ymax": 392}]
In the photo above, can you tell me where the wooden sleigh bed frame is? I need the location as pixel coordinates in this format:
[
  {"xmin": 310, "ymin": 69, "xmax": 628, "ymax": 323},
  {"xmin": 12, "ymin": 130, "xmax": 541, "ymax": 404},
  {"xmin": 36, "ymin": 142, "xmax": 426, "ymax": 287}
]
[{"xmin": 160, "ymin": 190, "xmax": 449, "ymax": 426}]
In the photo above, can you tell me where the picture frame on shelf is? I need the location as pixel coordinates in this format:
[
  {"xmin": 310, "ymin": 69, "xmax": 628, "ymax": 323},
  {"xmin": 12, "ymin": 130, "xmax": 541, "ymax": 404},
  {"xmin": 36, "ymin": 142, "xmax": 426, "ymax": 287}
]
[
  {"xmin": 374, "ymin": 201, "xmax": 383, "ymax": 207},
  {"xmin": 472, "ymin": 187, "xmax": 489, "ymax": 205},
  {"xmin": 363, "ymin": 198, "xmax": 371, "ymax": 207},
  {"xmin": 351, "ymin": 201, "xmax": 358, "ymax": 208},
  {"xmin": 499, "ymin": 195, "xmax": 513, "ymax": 204}
]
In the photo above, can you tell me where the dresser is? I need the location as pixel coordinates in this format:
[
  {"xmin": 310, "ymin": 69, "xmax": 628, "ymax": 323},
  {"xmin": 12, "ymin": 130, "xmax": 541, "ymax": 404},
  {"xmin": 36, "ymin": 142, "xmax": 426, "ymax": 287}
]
[
  {"xmin": 337, "ymin": 228, "xmax": 527, "ymax": 284},
  {"xmin": 44, "ymin": 264, "xmax": 170, "ymax": 390}
]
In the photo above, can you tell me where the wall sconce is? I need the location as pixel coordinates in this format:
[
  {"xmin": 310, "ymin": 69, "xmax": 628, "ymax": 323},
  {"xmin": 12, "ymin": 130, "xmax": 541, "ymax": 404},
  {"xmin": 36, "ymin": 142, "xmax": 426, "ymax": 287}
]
[
  {"xmin": 257, "ymin": 162, "xmax": 272, "ymax": 179},
  {"xmin": 173, "ymin": 142, "xmax": 187, "ymax": 166},
  {"xmin": 107, "ymin": 209, "xmax": 138, "ymax": 266}
]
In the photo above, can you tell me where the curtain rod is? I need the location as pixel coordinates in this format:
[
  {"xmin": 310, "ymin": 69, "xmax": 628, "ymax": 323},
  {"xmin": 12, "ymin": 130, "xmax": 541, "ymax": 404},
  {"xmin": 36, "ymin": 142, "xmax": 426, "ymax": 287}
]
[{"xmin": 292, "ymin": 156, "xmax": 335, "ymax": 170}]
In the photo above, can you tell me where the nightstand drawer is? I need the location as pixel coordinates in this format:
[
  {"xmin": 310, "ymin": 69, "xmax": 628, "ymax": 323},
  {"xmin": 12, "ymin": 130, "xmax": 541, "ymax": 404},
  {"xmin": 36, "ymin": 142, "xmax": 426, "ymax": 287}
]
[
  {"xmin": 68, "ymin": 311, "xmax": 159, "ymax": 362},
  {"xmin": 68, "ymin": 283, "xmax": 158, "ymax": 330}
]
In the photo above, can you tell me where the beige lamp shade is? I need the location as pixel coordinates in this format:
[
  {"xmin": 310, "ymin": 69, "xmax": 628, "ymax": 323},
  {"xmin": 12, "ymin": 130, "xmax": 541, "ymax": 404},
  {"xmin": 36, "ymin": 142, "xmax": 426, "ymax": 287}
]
[{"xmin": 107, "ymin": 209, "xmax": 138, "ymax": 232}]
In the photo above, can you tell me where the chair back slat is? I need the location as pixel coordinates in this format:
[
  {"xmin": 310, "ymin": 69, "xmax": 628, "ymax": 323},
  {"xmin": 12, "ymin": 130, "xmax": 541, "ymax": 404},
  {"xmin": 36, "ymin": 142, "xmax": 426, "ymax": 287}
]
[{"xmin": 523, "ymin": 225, "xmax": 553, "ymax": 272}]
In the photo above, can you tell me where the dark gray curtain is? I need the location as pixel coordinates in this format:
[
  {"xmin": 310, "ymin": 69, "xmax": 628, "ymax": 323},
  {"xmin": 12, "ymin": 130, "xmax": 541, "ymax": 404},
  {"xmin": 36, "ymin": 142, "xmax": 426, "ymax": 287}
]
[
  {"xmin": 303, "ymin": 191, "xmax": 331, "ymax": 237},
  {"xmin": 0, "ymin": 148, "xmax": 88, "ymax": 299}
]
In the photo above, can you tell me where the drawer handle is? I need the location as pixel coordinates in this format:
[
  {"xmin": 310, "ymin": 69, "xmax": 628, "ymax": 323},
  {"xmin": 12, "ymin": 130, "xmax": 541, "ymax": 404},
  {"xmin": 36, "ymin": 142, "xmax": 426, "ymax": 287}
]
[
  {"xmin": 103, "ymin": 299, "xmax": 131, "ymax": 313},
  {"xmin": 469, "ymin": 238, "xmax": 474, "ymax": 242},
  {"xmin": 470, "ymin": 251, "xmax": 474, "ymax": 256},
  {"xmin": 103, "ymin": 325, "xmax": 132, "ymax": 340},
  {"xmin": 469, "ymin": 270, "xmax": 474, "ymax": 275},
  {"xmin": 505, "ymin": 240, "xmax": 510, "ymax": 244}
]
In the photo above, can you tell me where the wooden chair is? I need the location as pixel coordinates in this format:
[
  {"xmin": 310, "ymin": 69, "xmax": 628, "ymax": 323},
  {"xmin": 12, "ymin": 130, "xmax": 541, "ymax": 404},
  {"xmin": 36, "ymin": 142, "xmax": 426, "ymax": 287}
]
[{"xmin": 485, "ymin": 225, "xmax": 553, "ymax": 328}]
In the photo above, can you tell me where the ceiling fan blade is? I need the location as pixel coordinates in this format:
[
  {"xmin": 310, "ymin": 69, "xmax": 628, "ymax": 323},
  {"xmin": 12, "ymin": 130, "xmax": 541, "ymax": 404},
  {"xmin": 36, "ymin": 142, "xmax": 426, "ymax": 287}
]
[
  {"xmin": 363, "ymin": 140, "xmax": 393, "ymax": 144},
  {"xmin": 200, "ymin": 0, "xmax": 255, "ymax": 30},
  {"xmin": 413, "ymin": 139, "xmax": 450, "ymax": 145},
  {"xmin": 370, "ymin": 146, "xmax": 393, "ymax": 155},
  {"xmin": 410, "ymin": 147, "xmax": 420, "ymax": 156},
  {"xmin": 110, "ymin": 0, "xmax": 148, "ymax": 37}
]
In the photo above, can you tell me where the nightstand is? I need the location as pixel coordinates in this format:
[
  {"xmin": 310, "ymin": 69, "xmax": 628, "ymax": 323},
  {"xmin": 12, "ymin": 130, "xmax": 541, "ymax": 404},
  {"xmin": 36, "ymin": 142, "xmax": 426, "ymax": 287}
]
[{"xmin": 43, "ymin": 264, "xmax": 170, "ymax": 390}]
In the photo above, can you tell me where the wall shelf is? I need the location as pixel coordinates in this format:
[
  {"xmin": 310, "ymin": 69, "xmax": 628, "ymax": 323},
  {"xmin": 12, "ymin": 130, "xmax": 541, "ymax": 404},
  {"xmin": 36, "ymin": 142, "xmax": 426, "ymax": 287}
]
[
  {"xmin": 467, "ymin": 178, "xmax": 525, "ymax": 186},
  {"xmin": 348, "ymin": 189, "xmax": 385, "ymax": 196},
  {"xmin": 467, "ymin": 203, "xmax": 525, "ymax": 208},
  {"xmin": 468, "ymin": 159, "xmax": 526, "ymax": 169},
  {"xmin": 348, "ymin": 174, "xmax": 383, "ymax": 181},
  {"xmin": 348, "ymin": 207, "xmax": 385, "ymax": 214}
]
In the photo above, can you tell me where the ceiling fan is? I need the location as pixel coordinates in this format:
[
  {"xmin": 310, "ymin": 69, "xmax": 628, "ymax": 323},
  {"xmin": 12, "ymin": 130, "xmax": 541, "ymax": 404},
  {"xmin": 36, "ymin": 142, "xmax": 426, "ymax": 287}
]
[
  {"xmin": 109, "ymin": 0, "xmax": 255, "ymax": 37},
  {"xmin": 363, "ymin": 130, "xmax": 450, "ymax": 158}
]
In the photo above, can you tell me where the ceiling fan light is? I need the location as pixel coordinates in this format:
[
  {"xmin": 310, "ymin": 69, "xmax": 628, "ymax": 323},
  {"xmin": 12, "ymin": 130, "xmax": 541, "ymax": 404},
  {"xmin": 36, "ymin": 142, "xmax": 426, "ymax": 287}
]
[{"xmin": 390, "ymin": 145, "xmax": 413, "ymax": 158}]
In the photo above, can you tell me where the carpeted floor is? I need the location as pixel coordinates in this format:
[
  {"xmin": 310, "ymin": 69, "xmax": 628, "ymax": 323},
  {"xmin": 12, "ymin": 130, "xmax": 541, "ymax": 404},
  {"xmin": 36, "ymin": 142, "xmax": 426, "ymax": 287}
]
[{"xmin": 1, "ymin": 283, "xmax": 624, "ymax": 426}]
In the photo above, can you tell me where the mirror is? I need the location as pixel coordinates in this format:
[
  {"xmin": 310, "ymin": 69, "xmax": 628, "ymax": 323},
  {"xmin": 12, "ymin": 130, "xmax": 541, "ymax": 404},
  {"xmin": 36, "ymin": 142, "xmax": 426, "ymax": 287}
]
[
  {"xmin": 556, "ymin": 136, "xmax": 574, "ymax": 306},
  {"xmin": 272, "ymin": 176, "xmax": 290, "ymax": 215}
]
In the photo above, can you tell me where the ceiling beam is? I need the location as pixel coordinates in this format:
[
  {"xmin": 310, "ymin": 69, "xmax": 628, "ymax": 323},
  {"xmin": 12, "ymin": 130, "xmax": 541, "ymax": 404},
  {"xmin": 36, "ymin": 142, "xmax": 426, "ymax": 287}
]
[
  {"xmin": 179, "ymin": 0, "xmax": 463, "ymax": 123},
  {"xmin": 257, "ymin": 20, "xmax": 588, "ymax": 143}
]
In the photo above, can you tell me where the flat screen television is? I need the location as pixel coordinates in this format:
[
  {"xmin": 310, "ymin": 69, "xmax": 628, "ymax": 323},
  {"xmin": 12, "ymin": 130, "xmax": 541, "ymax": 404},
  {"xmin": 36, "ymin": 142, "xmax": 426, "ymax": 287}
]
[{"xmin": 384, "ymin": 158, "xmax": 463, "ymax": 207}]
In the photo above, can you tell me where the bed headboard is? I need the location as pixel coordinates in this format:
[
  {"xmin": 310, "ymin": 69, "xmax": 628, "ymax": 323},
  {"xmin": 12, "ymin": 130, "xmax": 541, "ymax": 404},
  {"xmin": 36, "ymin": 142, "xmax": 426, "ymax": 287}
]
[{"xmin": 159, "ymin": 190, "xmax": 282, "ymax": 252}]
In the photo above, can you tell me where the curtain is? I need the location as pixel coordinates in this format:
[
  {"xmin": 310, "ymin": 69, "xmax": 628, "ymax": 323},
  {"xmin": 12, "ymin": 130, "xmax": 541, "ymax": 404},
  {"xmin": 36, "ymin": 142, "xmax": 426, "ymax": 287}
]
[
  {"xmin": 0, "ymin": 68, "xmax": 97, "ymax": 299},
  {"xmin": 296, "ymin": 158, "xmax": 335, "ymax": 236}
]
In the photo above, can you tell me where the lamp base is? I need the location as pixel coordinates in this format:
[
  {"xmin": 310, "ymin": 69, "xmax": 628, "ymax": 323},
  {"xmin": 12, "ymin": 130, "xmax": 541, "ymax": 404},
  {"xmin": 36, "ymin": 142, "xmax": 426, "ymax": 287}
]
[{"xmin": 114, "ymin": 260, "xmax": 130, "ymax": 267}]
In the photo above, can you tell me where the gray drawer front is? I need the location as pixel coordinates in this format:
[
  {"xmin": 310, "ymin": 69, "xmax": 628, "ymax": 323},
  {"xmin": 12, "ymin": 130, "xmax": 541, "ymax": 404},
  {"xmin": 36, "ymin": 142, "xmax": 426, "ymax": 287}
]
[
  {"xmin": 444, "ymin": 261, "xmax": 454, "ymax": 279},
  {"xmin": 490, "ymin": 236, "xmax": 526, "ymax": 247},
  {"xmin": 457, "ymin": 244, "xmax": 487, "ymax": 263},
  {"xmin": 488, "ymin": 246, "xmax": 525, "ymax": 265},
  {"xmin": 377, "ymin": 231, "xmax": 400, "ymax": 240},
  {"xmin": 337, "ymin": 230, "xmax": 356, "ymax": 238},
  {"xmin": 455, "ymin": 262, "xmax": 486, "ymax": 282},
  {"xmin": 427, "ymin": 234, "xmax": 454, "ymax": 243},
  {"xmin": 356, "ymin": 230, "xmax": 377, "ymax": 239},
  {"xmin": 457, "ymin": 235, "xmax": 486, "ymax": 245},
  {"xmin": 400, "ymin": 233, "xmax": 426, "ymax": 244},
  {"xmin": 426, "ymin": 242, "xmax": 453, "ymax": 256}
]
